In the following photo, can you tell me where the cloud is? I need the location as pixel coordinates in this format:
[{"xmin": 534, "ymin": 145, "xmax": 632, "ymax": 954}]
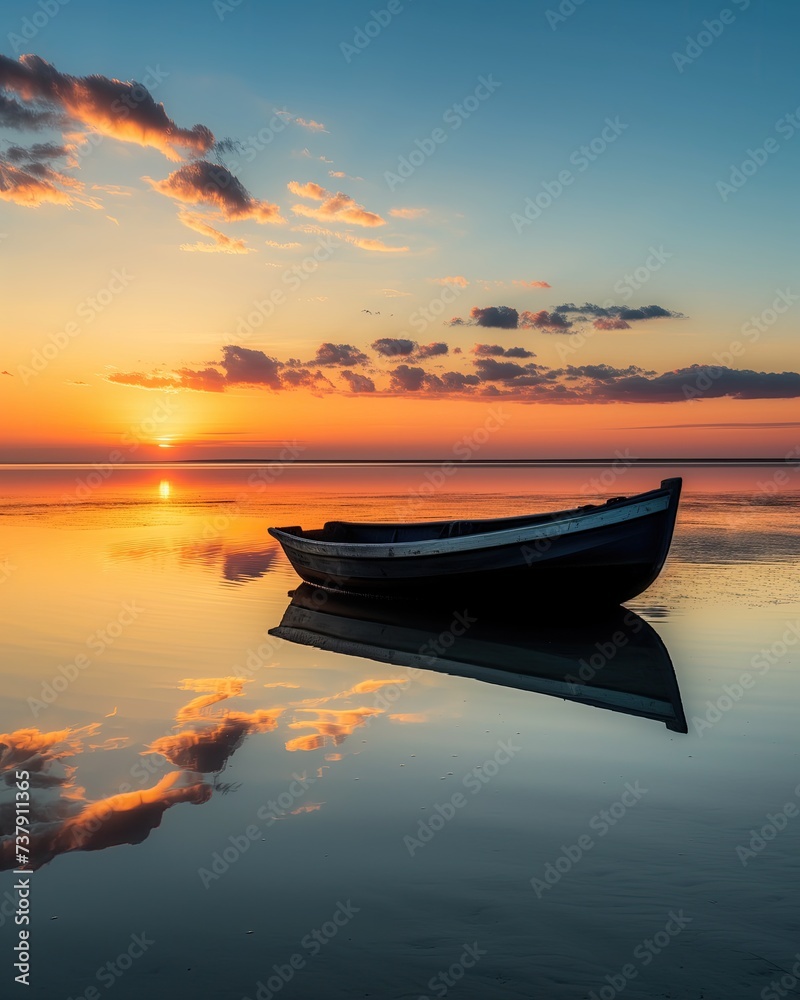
[
  {"xmin": 473, "ymin": 344, "xmax": 535, "ymax": 358},
  {"xmin": 220, "ymin": 344, "xmax": 284, "ymax": 386},
  {"xmin": 473, "ymin": 358, "xmax": 542, "ymax": 382},
  {"xmin": 585, "ymin": 365, "xmax": 800, "ymax": 403},
  {"xmin": 439, "ymin": 371, "xmax": 481, "ymax": 390},
  {"xmin": 593, "ymin": 317, "xmax": 631, "ymax": 330},
  {"xmin": 0, "ymin": 92, "xmax": 66, "ymax": 130},
  {"xmin": 389, "ymin": 207, "xmax": 428, "ymax": 219},
  {"xmin": 0, "ymin": 54, "xmax": 213, "ymax": 161},
  {"xmin": 177, "ymin": 210, "xmax": 253, "ymax": 254},
  {"xmin": 147, "ymin": 161, "xmax": 283, "ymax": 223},
  {"xmin": 344, "ymin": 235, "xmax": 408, "ymax": 253},
  {"xmin": 554, "ymin": 302, "xmax": 683, "ymax": 321},
  {"xmin": 389, "ymin": 364, "xmax": 426, "ymax": 391},
  {"xmin": 288, "ymin": 180, "xmax": 327, "ymax": 200},
  {"xmin": 618, "ymin": 305, "xmax": 679, "ymax": 321},
  {"xmin": 471, "ymin": 305, "xmax": 519, "ymax": 329},
  {"xmin": 293, "ymin": 222, "xmax": 408, "ymax": 254},
  {"xmin": 432, "ymin": 275, "xmax": 469, "ymax": 287},
  {"xmin": 0, "ymin": 156, "xmax": 97, "ymax": 209},
  {"xmin": 341, "ymin": 370, "xmax": 376, "ymax": 392},
  {"xmin": 513, "ymin": 280, "xmax": 551, "ymax": 288},
  {"xmin": 381, "ymin": 288, "xmax": 410, "ymax": 297},
  {"xmin": 289, "ymin": 180, "xmax": 385, "ymax": 227},
  {"xmin": 295, "ymin": 118, "xmax": 328, "ymax": 132},
  {"xmin": 312, "ymin": 343, "xmax": 369, "ymax": 366},
  {"xmin": 265, "ymin": 239, "xmax": 301, "ymax": 249},
  {"xmin": 371, "ymin": 338, "xmax": 416, "ymax": 357},
  {"xmin": 4, "ymin": 142, "xmax": 69, "ymax": 163},
  {"xmin": 519, "ymin": 309, "xmax": 572, "ymax": 331},
  {"xmin": 415, "ymin": 342, "xmax": 448, "ymax": 359},
  {"xmin": 107, "ymin": 367, "xmax": 228, "ymax": 392},
  {"xmin": 103, "ymin": 346, "xmax": 800, "ymax": 404},
  {"xmin": 329, "ymin": 170, "xmax": 364, "ymax": 181},
  {"xmin": 108, "ymin": 345, "xmax": 334, "ymax": 395}
]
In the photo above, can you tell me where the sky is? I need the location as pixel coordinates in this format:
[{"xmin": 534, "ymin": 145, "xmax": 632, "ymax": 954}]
[{"xmin": 1, "ymin": 0, "xmax": 799, "ymax": 461}]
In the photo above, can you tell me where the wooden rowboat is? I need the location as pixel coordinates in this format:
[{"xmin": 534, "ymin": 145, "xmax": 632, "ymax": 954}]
[
  {"xmin": 269, "ymin": 585, "xmax": 687, "ymax": 732},
  {"xmin": 268, "ymin": 477, "xmax": 681, "ymax": 604}
]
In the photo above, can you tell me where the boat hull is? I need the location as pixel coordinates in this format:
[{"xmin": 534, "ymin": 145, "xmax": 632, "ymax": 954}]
[{"xmin": 269, "ymin": 478, "xmax": 681, "ymax": 605}]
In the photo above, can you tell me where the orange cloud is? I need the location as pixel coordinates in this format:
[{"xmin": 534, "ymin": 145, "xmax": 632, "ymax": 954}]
[
  {"xmin": 513, "ymin": 280, "xmax": 551, "ymax": 288},
  {"xmin": 346, "ymin": 235, "xmax": 409, "ymax": 253},
  {"xmin": 432, "ymin": 275, "xmax": 469, "ymax": 287},
  {"xmin": 0, "ymin": 158, "xmax": 97, "ymax": 209},
  {"xmin": 0, "ymin": 54, "xmax": 213, "ymax": 161},
  {"xmin": 295, "ymin": 118, "xmax": 328, "ymax": 132},
  {"xmin": 390, "ymin": 207, "xmax": 428, "ymax": 219},
  {"xmin": 289, "ymin": 180, "xmax": 385, "ymax": 227},
  {"xmin": 178, "ymin": 210, "xmax": 254, "ymax": 254}
]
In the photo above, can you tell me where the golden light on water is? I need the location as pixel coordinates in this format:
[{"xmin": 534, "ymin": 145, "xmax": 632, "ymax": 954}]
[{"xmin": 159, "ymin": 480, "xmax": 171, "ymax": 499}]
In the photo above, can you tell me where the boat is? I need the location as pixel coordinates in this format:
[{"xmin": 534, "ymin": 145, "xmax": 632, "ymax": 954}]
[
  {"xmin": 268, "ymin": 477, "xmax": 682, "ymax": 604},
  {"xmin": 269, "ymin": 585, "xmax": 687, "ymax": 732}
]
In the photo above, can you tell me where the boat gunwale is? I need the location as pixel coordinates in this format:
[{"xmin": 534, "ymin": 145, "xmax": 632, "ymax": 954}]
[{"xmin": 268, "ymin": 481, "xmax": 679, "ymax": 561}]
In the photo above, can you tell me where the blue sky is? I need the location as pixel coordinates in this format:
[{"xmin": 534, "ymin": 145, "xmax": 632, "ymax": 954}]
[{"xmin": 2, "ymin": 0, "xmax": 799, "ymax": 458}]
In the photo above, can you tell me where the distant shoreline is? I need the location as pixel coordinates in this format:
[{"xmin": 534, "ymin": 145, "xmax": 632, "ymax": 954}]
[{"xmin": 0, "ymin": 458, "xmax": 794, "ymax": 468}]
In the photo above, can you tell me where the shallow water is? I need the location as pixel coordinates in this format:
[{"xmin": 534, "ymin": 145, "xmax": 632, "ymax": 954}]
[{"xmin": 0, "ymin": 464, "xmax": 798, "ymax": 999}]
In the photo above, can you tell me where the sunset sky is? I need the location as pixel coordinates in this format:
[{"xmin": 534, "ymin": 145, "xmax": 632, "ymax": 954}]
[{"xmin": 2, "ymin": 0, "xmax": 799, "ymax": 461}]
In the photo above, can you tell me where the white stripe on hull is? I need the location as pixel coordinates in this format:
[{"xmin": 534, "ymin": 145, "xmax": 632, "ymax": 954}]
[{"xmin": 270, "ymin": 494, "xmax": 670, "ymax": 561}]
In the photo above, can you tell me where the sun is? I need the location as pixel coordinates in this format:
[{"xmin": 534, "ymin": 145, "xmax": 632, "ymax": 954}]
[{"xmin": 157, "ymin": 437, "xmax": 173, "ymax": 449}]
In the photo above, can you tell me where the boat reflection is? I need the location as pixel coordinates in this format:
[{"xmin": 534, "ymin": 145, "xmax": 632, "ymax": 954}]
[{"xmin": 270, "ymin": 585, "xmax": 687, "ymax": 733}]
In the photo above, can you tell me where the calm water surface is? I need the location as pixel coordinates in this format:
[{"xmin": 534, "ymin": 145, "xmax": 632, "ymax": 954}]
[{"xmin": 0, "ymin": 465, "xmax": 798, "ymax": 999}]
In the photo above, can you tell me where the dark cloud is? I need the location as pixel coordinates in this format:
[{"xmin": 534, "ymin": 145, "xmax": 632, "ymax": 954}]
[
  {"xmin": 280, "ymin": 369, "xmax": 334, "ymax": 394},
  {"xmin": 594, "ymin": 317, "xmax": 631, "ymax": 330},
  {"xmin": 473, "ymin": 358, "xmax": 540, "ymax": 382},
  {"xmin": 5, "ymin": 142, "xmax": 69, "ymax": 163},
  {"xmin": 556, "ymin": 364, "xmax": 653, "ymax": 382},
  {"xmin": 313, "ymin": 343, "xmax": 369, "ymax": 366},
  {"xmin": 371, "ymin": 338, "xmax": 416, "ymax": 357},
  {"xmin": 473, "ymin": 344, "xmax": 535, "ymax": 358},
  {"xmin": 415, "ymin": 342, "xmax": 448, "ymax": 359},
  {"xmin": 146, "ymin": 160, "xmax": 283, "ymax": 223},
  {"xmin": 341, "ymin": 370, "xmax": 376, "ymax": 393},
  {"xmin": 471, "ymin": 305, "xmax": 519, "ymax": 329},
  {"xmin": 219, "ymin": 345, "xmax": 283, "ymax": 387},
  {"xmin": 389, "ymin": 364, "xmax": 426, "ymax": 391},
  {"xmin": 0, "ymin": 54, "xmax": 213, "ymax": 160},
  {"xmin": 586, "ymin": 365, "xmax": 800, "ymax": 403},
  {"xmin": 519, "ymin": 309, "xmax": 572, "ymax": 331},
  {"xmin": 0, "ymin": 92, "xmax": 66, "ymax": 130},
  {"xmin": 555, "ymin": 302, "xmax": 683, "ymax": 322},
  {"xmin": 440, "ymin": 371, "xmax": 481, "ymax": 390}
]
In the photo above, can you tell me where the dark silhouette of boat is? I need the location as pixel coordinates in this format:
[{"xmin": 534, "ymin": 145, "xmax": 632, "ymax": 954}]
[
  {"xmin": 269, "ymin": 585, "xmax": 687, "ymax": 732},
  {"xmin": 268, "ymin": 478, "xmax": 681, "ymax": 604}
]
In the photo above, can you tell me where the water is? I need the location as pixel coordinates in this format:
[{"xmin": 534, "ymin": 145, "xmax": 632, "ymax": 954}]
[{"xmin": 0, "ymin": 464, "xmax": 798, "ymax": 999}]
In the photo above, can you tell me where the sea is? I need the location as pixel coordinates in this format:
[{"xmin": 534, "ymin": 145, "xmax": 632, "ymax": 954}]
[{"xmin": 0, "ymin": 462, "xmax": 798, "ymax": 999}]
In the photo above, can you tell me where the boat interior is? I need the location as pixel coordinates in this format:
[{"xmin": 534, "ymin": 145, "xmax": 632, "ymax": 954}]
[{"xmin": 283, "ymin": 492, "xmax": 635, "ymax": 544}]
